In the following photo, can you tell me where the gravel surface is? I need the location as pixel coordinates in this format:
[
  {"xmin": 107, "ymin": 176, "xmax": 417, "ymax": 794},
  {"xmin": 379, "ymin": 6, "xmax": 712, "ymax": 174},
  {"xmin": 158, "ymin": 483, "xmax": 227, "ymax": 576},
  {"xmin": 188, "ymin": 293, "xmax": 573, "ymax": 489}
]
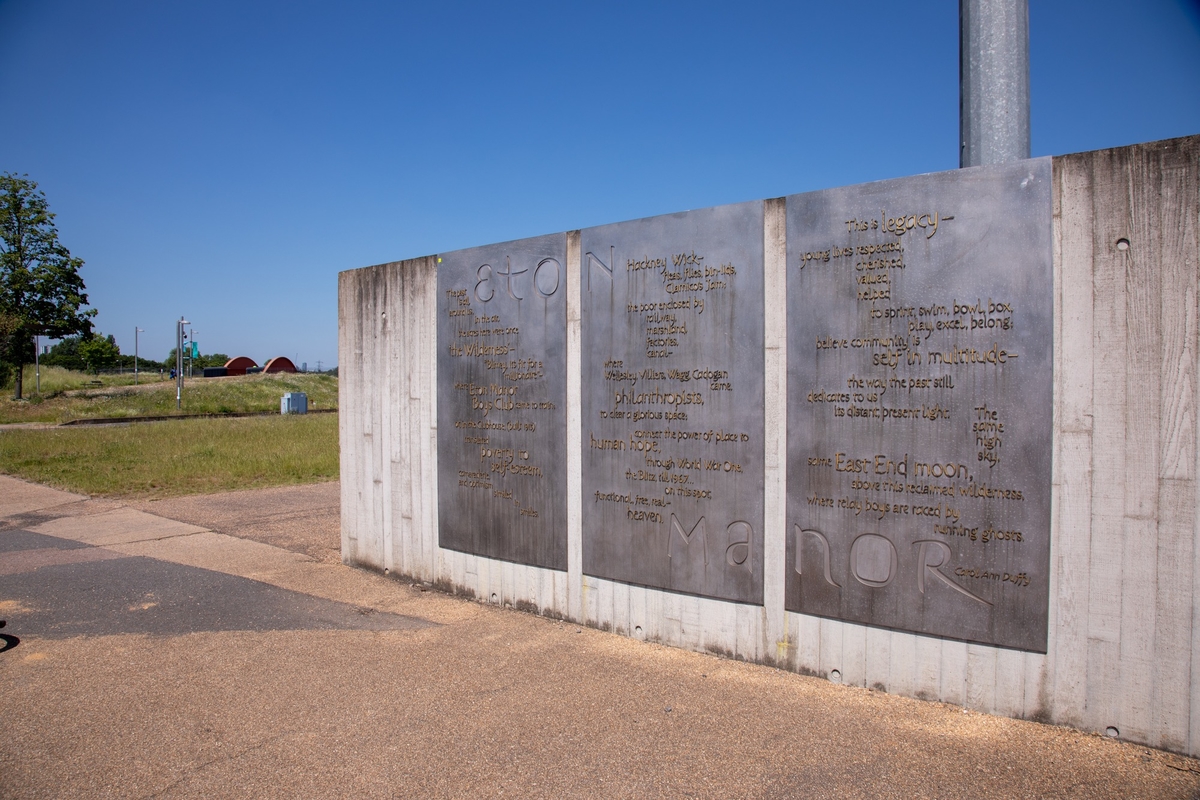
[{"xmin": 2, "ymin": 477, "xmax": 1198, "ymax": 799}]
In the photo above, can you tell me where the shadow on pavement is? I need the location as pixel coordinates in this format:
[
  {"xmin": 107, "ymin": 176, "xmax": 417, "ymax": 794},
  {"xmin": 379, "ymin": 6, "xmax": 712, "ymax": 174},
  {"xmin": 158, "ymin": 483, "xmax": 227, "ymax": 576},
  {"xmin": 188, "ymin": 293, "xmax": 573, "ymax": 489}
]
[
  {"xmin": 0, "ymin": 530, "xmax": 433, "ymax": 640},
  {"xmin": 0, "ymin": 620, "xmax": 16, "ymax": 652}
]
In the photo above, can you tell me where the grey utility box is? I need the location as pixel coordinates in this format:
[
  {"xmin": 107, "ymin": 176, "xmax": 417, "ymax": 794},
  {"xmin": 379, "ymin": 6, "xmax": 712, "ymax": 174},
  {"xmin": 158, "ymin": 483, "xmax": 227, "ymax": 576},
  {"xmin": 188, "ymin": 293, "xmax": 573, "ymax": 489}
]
[{"xmin": 281, "ymin": 392, "xmax": 308, "ymax": 415}]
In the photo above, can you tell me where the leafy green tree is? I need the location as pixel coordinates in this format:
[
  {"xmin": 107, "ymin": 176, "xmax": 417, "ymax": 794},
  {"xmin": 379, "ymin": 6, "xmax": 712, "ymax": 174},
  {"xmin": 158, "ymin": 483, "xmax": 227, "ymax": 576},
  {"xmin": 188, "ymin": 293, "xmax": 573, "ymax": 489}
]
[
  {"xmin": 197, "ymin": 352, "xmax": 230, "ymax": 369},
  {"xmin": 0, "ymin": 173, "xmax": 95, "ymax": 398},
  {"xmin": 0, "ymin": 311, "xmax": 20, "ymax": 386},
  {"xmin": 78, "ymin": 333, "xmax": 120, "ymax": 374},
  {"xmin": 165, "ymin": 347, "xmax": 230, "ymax": 373},
  {"xmin": 41, "ymin": 334, "xmax": 87, "ymax": 371},
  {"xmin": 115, "ymin": 352, "xmax": 164, "ymax": 372}
]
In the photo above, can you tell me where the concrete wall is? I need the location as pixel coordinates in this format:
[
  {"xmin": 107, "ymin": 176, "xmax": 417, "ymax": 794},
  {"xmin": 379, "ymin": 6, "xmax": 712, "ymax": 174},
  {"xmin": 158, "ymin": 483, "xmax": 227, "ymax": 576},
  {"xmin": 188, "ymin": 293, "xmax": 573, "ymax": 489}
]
[{"xmin": 339, "ymin": 135, "xmax": 1199, "ymax": 754}]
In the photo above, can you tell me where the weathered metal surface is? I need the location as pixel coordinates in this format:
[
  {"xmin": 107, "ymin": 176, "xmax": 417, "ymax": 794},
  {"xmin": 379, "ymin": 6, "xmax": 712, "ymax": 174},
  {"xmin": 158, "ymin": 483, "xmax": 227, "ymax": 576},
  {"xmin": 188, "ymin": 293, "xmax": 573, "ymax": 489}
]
[
  {"xmin": 582, "ymin": 203, "xmax": 765, "ymax": 604},
  {"xmin": 436, "ymin": 235, "xmax": 567, "ymax": 570},
  {"xmin": 785, "ymin": 159, "xmax": 1052, "ymax": 651}
]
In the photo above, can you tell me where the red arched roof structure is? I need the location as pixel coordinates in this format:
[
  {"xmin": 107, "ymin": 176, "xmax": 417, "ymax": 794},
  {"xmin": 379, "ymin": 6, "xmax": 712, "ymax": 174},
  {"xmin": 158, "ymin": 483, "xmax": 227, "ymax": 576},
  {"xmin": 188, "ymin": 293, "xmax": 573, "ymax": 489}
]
[
  {"xmin": 224, "ymin": 356, "xmax": 258, "ymax": 376},
  {"xmin": 263, "ymin": 356, "xmax": 298, "ymax": 374}
]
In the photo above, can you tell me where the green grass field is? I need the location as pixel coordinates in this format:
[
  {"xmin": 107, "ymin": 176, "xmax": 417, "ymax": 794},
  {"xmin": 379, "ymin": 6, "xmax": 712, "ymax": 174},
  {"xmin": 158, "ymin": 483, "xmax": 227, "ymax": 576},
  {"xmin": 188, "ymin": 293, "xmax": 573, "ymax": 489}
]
[
  {"xmin": 0, "ymin": 413, "xmax": 338, "ymax": 498},
  {"xmin": 15, "ymin": 364, "xmax": 151, "ymax": 395},
  {"xmin": 0, "ymin": 369, "xmax": 338, "ymax": 424}
]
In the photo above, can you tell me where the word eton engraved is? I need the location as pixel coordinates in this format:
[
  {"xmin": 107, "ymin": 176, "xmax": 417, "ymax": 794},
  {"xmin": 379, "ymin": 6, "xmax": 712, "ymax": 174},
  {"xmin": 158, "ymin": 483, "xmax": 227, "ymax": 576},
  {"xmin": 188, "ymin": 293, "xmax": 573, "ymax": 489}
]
[{"xmin": 437, "ymin": 234, "xmax": 568, "ymax": 570}]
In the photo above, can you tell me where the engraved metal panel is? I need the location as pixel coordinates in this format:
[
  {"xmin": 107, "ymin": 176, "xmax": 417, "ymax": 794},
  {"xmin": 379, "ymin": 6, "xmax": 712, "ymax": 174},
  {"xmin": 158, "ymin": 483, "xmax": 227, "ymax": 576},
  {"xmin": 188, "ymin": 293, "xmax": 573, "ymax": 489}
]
[
  {"xmin": 785, "ymin": 159, "xmax": 1052, "ymax": 652},
  {"xmin": 437, "ymin": 234, "xmax": 567, "ymax": 571},
  {"xmin": 582, "ymin": 203, "xmax": 765, "ymax": 603}
]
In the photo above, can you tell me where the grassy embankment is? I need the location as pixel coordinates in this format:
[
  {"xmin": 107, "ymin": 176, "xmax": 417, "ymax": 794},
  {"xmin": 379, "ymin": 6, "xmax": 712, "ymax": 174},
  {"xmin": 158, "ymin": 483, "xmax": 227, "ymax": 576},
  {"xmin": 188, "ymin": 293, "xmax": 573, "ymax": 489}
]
[
  {"xmin": 13, "ymin": 364, "xmax": 150, "ymax": 395},
  {"xmin": 0, "ymin": 370, "xmax": 339, "ymax": 498},
  {"xmin": 0, "ymin": 367, "xmax": 338, "ymax": 424},
  {"xmin": 0, "ymin": 414, "xmax": 338, "ymax": 498}
]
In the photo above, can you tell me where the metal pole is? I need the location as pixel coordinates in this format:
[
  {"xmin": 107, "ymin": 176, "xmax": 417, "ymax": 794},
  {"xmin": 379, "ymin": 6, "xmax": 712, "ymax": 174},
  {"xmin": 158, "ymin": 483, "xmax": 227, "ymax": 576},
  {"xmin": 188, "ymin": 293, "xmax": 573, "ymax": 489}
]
[
  {"xmin": 34, "ymin": 334, "xmax": 39, "ymax": 395},
  {"xmin": 960, "ymin": 0, "xmax": 1030, "ymax": 167},
  {"xmin": 176, "ymin": 317, "xmax": 188, "ymax": 409},
  {"xmin": 134, "ymin": 327, "xmax": 143, "ymax": 385}
]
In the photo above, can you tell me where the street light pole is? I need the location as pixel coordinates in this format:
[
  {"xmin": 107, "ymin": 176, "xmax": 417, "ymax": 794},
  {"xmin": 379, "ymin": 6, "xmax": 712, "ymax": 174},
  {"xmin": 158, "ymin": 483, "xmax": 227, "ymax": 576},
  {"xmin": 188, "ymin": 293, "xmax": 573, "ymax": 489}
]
[
  {"xmin": 134, "ymin": 327, "xmax": 144, "ymax": 385},
  {"xmin": 176, "ymin": 317, "xmax": 189, "ymax": 409}
]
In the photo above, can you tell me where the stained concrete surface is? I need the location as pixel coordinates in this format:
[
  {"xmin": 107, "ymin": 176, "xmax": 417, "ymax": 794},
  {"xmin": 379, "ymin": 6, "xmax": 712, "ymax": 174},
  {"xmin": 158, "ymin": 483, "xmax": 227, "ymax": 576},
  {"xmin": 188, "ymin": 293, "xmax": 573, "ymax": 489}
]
[
  {"xmin": 129, "ymin": 481, "xmax": 341, "ymax": 563},
  {"xmin": 1, "ymin": 476, "xmax": 1198, "ymax": 799}
]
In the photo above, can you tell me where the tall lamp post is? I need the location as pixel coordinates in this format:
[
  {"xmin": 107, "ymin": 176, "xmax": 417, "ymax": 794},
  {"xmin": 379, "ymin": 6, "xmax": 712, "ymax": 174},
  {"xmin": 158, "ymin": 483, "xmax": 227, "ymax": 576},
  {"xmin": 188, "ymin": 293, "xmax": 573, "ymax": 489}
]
[
  {"xmin": 134, "ymin": 327, "xmax": 144, "ymax": 385},
  {"xmin": 175, "ymin": 317, "xmax": 189, "ymax": 409}
]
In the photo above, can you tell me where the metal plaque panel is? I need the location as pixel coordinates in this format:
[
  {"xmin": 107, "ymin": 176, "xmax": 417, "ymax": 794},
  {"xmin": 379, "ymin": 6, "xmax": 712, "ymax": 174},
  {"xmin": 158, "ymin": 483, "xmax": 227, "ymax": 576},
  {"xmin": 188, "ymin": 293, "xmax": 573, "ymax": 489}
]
[
  {"xmin": 437, "ymin": 234, "xmax": 567, "ymax": 571},
  {"xmin": 785, "ymin": 159, "xmax": 1052, "ymax": 652},
  {"xmin": 582, "ymin": 203, "xmax": 765, "ymax": 604}
]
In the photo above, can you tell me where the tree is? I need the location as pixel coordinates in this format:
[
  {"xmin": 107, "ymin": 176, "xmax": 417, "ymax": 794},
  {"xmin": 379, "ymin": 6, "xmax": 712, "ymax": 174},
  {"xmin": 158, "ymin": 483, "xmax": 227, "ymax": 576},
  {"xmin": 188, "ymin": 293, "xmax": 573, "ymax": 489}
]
[
  {"xmin": 41, "ymin": 334, "xmax": 87, "ymax": 371},
  {"xmin": 165, "ymin": 347, "xmax": 229, "ymax": 373},
  {"xmin": 115, "ymin": 352, "xmax": 164, "ymax": 372},
  {"xmin": 40, "ymin": 333, "xmax": 163, "ymax": 374},
  {"xmin": 0, "ymin": 174, "xmax": 95, "ymax": 398},
  {"xmin": 78, "ymin": 333, "xmax": 120, "ymax": 374},
  {"xmin": 196, "ymin": 352, "xmax": 230, "ymax": 370},
  {"xmin": 0, "ymin": 312, "xmax": 20, "ymax": 387}
]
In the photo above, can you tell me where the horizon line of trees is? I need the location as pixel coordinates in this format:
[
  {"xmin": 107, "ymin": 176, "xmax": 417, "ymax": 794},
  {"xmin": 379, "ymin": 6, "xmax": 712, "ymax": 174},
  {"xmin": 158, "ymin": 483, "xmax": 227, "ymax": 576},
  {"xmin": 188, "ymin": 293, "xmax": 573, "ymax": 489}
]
[
  {"xmin": 35, "ymin": 333, "xmax": 232, "ymax": 375},
  {"xmin": 30, "ymin": 334, "xmax": 337, "ymax": 378}
]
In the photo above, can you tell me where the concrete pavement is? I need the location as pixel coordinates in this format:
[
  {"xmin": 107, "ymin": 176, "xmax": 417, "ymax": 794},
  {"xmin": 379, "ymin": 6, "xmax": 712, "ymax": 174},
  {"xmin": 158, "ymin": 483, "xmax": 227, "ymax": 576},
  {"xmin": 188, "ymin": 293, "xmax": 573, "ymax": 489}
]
[{"xmin": 1, "ymin": 476, "xmax": 1198, "ymax": 799}]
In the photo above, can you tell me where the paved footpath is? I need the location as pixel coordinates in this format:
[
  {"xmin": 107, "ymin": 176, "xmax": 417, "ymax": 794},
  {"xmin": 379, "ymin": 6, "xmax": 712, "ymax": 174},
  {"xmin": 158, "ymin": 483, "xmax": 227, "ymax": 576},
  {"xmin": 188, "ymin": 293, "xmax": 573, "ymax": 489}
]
[{"xmin": 1, "ymin": 476, "xmax": 1198, "ymax": 799}]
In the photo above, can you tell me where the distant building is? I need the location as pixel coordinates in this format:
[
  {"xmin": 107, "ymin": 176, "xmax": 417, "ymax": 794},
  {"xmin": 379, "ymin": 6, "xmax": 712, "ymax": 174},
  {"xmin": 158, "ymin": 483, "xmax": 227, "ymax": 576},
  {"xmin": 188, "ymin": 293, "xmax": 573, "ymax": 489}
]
[
  {"xmin": 263, "ymin": 356, "xmax": 298, "ymax": 374},
  {"xmin": 224, "ymin": 356, "xmax": 258, "ymax": 376}
]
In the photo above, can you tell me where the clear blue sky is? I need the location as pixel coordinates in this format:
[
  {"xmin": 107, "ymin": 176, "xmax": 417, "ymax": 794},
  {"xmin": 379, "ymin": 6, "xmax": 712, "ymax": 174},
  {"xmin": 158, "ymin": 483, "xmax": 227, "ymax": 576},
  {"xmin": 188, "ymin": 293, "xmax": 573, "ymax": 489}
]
[{"xmin": 1, "ymin": 1, "xmax": 1198, "ymax": 369}]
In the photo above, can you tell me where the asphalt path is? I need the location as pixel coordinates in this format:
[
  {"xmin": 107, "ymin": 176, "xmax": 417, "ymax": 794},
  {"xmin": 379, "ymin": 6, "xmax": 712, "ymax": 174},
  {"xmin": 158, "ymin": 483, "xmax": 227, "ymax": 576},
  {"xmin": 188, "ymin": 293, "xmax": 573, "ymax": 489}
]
[{"xmin": 1, "ymin": 477, "xmax": 1198, "ymax": 799}]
